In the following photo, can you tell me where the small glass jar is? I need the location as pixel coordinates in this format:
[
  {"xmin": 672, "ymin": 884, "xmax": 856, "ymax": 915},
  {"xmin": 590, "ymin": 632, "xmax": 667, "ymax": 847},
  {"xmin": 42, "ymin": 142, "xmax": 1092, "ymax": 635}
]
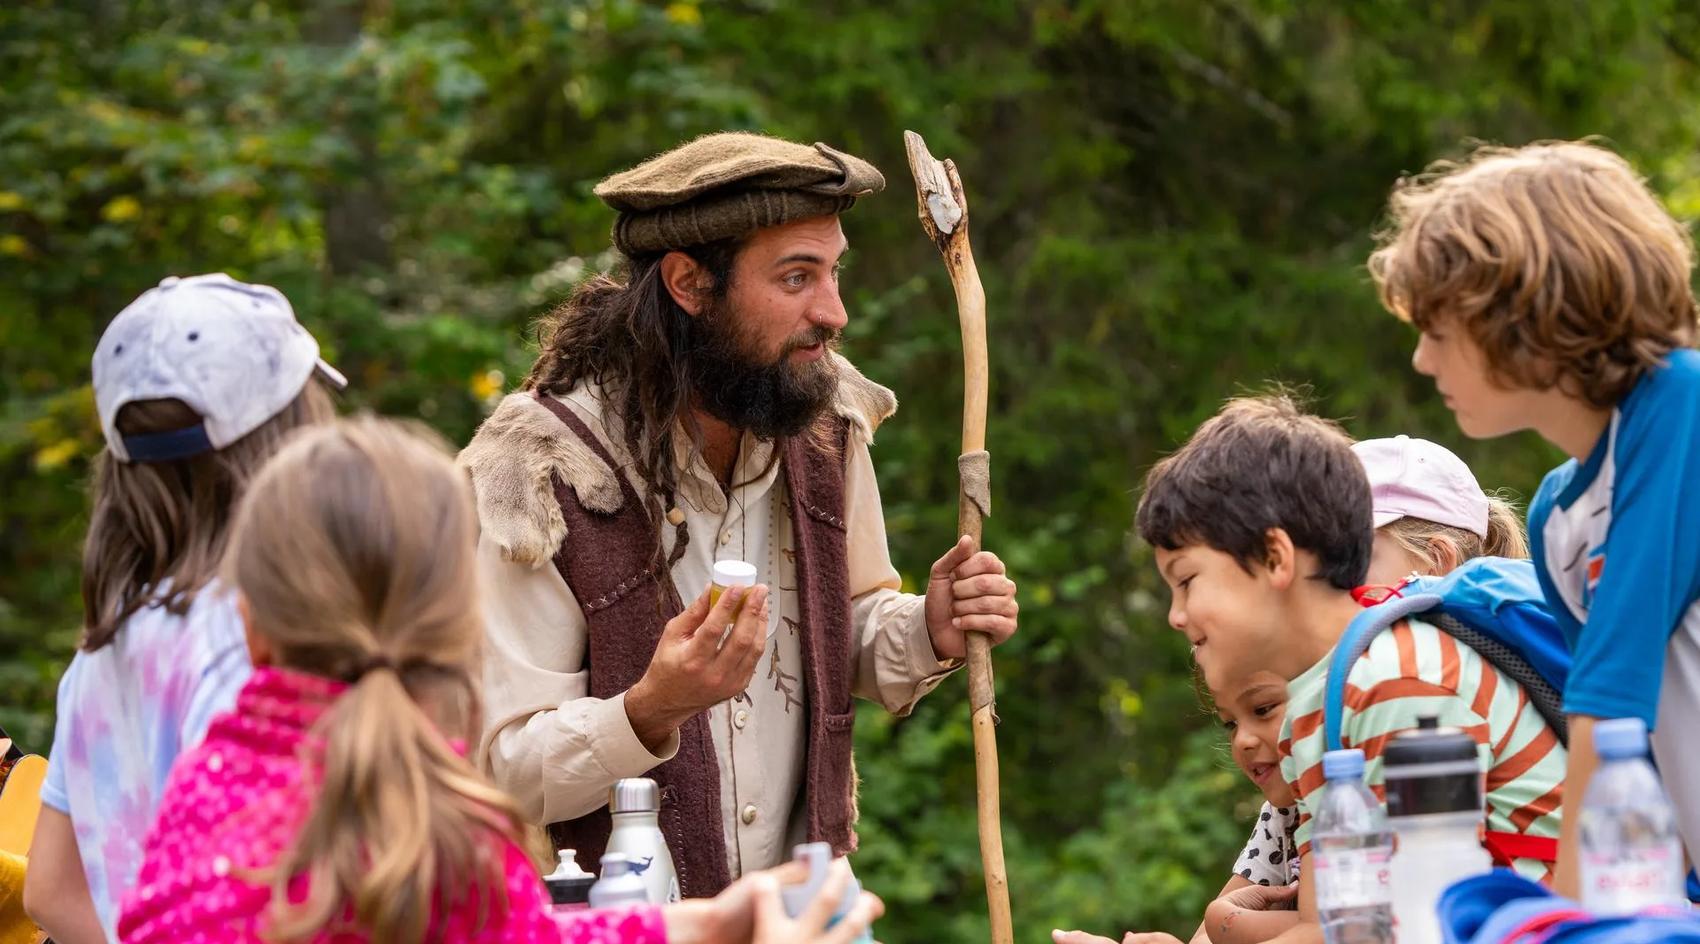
[{"xmin": 709, "ymin": 559, "xmax": 757, "ymax": 612}]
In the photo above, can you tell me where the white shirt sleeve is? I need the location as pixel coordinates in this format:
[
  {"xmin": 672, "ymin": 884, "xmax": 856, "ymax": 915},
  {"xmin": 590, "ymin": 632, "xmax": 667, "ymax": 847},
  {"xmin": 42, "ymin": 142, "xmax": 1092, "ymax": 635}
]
[
  {"xmin": 474, "ymin": 533, "xmax": 680, "ymax": 824},
  {"xmin": 842, "ymin": 431, "xmax": 961, "ymax": 715}
]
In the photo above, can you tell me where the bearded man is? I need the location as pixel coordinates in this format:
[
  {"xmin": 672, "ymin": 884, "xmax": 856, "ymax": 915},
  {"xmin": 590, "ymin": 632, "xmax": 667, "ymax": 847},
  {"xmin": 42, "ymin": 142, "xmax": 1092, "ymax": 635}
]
[{"xmin": 461, "ymin": 132, "xmax": 1019, "ymax": 897}]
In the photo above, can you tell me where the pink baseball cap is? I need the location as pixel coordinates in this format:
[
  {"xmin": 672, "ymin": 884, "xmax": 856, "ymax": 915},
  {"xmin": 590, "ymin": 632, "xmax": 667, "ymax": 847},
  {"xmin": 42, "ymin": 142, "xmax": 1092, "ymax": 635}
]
[{"xmin": 1352, "ymin": 435, "xmax": 1489, "ymax": 538}]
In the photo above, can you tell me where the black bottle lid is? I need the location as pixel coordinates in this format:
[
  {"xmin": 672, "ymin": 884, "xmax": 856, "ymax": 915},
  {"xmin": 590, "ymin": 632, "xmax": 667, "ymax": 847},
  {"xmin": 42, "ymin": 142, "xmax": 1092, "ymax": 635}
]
[
  {"xmin": 1382, "ymin": 715, "xmax": 1484, "ymax": 817},
  {"xmin": 547, "ymin": 875, "xmax": 596, "ymax": 905}
]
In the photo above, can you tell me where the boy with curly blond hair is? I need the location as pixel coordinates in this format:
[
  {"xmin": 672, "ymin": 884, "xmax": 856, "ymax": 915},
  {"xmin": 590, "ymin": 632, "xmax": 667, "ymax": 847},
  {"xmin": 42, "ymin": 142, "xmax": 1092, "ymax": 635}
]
[{"xmin": 1371, "ymin": 140, "xmax": 1700, "ymax": 896}]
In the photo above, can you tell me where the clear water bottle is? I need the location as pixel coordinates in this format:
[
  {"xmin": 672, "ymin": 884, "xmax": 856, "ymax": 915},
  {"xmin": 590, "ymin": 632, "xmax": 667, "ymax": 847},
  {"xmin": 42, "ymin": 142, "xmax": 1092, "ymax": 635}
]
[
  {"xmin": 1313, "ymin": 748, "xmax": 1394, "ymax": 944},
  {"xmin": 605, "ymin": 778, "xmax": 680, "ymax": 904},
  {"xmin": 1579, "ymin": 717, "xmax": 1686, "ymax": 914},
  {"xmin": 779, "ymin": 843, "xmax": 875, "ymax": 944}
]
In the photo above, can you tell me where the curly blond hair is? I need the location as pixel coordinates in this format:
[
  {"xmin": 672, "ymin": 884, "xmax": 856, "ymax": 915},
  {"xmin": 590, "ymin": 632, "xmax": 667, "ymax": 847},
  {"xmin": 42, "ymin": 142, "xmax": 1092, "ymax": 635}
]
[{"xmin": 1369, "ymin": 141, "xmax": 1697, "ymax": 407}]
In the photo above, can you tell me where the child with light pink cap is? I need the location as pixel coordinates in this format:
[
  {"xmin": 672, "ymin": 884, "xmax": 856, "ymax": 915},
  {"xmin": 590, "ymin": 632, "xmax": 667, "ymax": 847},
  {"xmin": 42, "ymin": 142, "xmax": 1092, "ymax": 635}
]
[{"xmin": 1354, "ymin": 434, "xmax": 1527, "ymax": 589}]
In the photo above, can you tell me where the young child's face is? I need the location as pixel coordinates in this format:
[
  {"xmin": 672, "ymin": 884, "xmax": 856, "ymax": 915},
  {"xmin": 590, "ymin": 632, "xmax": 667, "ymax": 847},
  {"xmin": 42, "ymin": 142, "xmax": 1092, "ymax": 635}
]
[
  {"xmin": 1155, "ymin": 543, "xmax": 1285, "ymax": 693},
  {"xmin": 1215, "ymin": 670, "xmax": 1295, "ymax": 807},
  {"xmin": 1411, "ymin": 322, "xmax": 1540, "ymax": 439},
  {"xmin": 1363, "ymin": 530, "xmax": 1425, "ymax": 587}
]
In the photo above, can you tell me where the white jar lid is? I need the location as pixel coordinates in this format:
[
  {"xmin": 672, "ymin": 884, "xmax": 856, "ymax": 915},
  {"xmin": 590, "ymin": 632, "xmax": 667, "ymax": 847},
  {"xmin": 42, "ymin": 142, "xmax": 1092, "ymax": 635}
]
[{"xmin": 712, "ymin": 559, "xmax": 757, "ymax": 586}]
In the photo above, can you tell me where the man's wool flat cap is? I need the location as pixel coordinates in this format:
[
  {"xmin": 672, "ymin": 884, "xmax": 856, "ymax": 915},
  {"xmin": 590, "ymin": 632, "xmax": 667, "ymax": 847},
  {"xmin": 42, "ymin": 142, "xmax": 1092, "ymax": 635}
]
[{"xmin": 595, "ymin": 132, "xmax": 885, "ymax": 254}]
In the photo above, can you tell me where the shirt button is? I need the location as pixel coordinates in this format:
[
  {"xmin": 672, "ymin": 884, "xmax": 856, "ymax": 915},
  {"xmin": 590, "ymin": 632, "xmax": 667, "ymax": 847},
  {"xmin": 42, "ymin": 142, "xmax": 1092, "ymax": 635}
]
[
  {"xmin": 666, "ymin": 507, "xmax": 686, "ymax": 526},
  {"xmin": 212, "ymin": 855, "xmax": 230, "ymax": 877},
  {"xmin": 741, "ymin": 804, "xmax": 758, "ymax": 825},
  {"xmin": 720, "ymin": 530, "xmax": 732, "ymax": 546},
  {"xmin": 734, "ymin": 709, "xmax": 749, "ymax": 730},
  {"xmin": 206, "ymin": 752, "xmax": 223, "ymax": 773}
]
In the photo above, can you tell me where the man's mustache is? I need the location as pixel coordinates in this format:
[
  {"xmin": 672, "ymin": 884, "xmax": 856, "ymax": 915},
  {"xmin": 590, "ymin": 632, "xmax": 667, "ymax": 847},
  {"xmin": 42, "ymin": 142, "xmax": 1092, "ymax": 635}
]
[{"xmin": 779, "ymin": 325, "xmax": 841, "ymax": 359}]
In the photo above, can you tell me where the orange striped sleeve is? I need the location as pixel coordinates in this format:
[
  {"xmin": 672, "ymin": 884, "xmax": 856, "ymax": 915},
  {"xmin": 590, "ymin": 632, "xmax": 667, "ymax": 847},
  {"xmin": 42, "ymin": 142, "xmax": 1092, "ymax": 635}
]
[
  {"xmin": 1344, "ymin": 677, "xmax": 1457, "ymax": 712},
  {"xmin": 1493, "ymin": 688, "xmax": 1530, "ymax": 755},
  {"xmin": 1288, "ymin": 706, "xmax": 1325, "ymax": 743},
  {"xmin": 1394, "ymin": 623, "xmax": 1419, "ymax": 677},
  {"xmin": 1469, "ymin": 660, "xmax": 1500, "ymax": 719},
  {"xmin": 1486, "ymin": 727, "xmax": 1562, "ymax": 792},
  {"xmin": 1438, "ymin": 633, "xmax": 1461, "ymax": 690},
  {"xmin": 1510, "ymin": 782, "xmax": 1565, "ymax": 832}
]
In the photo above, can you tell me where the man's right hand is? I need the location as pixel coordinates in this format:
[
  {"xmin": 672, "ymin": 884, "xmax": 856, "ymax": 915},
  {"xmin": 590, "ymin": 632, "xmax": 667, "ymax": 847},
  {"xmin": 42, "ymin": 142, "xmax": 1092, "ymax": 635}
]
[{"xmin": 626, "ymin": 583, "xmax": 771, "ymax": 753}]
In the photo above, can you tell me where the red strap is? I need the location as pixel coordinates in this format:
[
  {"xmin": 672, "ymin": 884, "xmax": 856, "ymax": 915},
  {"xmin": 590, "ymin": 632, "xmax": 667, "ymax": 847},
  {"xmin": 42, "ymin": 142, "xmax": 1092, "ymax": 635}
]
[
  {"xmin": 1483, "ymin": 830, "xmax": 1560, "ymax": 868},
  {"xmin": 1351, "ymin": 579, "xmax": 1410, "ymax": 606}
]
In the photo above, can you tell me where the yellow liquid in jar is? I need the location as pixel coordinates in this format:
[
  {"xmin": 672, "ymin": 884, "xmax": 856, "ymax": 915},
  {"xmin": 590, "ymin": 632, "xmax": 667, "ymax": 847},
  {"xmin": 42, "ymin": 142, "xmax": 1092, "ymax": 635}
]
[{"xmin": 708, "ymin": 583, "xmax": 746, "ymax": 616}]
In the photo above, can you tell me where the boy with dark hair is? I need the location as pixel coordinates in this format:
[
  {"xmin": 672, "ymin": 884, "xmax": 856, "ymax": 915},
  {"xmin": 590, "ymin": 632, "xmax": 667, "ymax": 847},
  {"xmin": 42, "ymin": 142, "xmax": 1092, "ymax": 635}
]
[
  {"xmin": 1370, "ymin": 140, "xmax": 1700, "ymax": 893},
  {"xmin": 1135, "ymin": 394, "xmax": 1565, "ymax": 941}
]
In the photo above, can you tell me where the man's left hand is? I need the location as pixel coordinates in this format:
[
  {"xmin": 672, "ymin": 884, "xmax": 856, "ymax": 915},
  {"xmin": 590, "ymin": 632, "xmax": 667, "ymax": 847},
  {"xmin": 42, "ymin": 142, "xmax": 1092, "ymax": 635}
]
[{"xmin": 924, "ymin": 535, "xmax": 1018, "ymax": 661}]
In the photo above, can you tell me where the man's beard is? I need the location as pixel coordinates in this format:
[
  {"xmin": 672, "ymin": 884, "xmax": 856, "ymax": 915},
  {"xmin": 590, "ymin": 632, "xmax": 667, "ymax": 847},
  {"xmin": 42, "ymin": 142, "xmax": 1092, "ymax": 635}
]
[{"xmin": 686, "ymin": 297, "xmax": 840, "ymax": 439}]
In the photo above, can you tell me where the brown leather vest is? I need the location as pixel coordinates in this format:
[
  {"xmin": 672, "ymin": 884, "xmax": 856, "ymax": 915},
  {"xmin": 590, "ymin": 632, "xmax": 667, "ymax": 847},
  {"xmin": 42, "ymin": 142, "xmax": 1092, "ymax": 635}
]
[{"xmin": 533, "ymin": 393, "xmax": 858, "ymax": 898}]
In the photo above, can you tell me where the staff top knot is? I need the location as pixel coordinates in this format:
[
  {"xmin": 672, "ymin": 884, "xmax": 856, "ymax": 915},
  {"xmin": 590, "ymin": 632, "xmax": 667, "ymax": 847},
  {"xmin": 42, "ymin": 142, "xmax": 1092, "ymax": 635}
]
[{"xmin": 594, "ymin": 131, "xmax": 886, "ymax": 255}]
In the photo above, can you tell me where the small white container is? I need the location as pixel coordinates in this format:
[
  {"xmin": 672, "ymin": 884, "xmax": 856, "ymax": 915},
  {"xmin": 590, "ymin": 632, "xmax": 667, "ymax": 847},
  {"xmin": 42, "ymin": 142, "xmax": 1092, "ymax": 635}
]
[{"xmin": 709, "ymin": 559, "xmax": 757, "ymax": 609}]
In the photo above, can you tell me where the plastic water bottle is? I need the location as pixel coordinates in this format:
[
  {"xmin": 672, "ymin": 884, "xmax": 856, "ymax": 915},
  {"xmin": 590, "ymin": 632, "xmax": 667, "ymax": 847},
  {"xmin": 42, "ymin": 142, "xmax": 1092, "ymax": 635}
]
[
  {"xmin": 1313, "ymin": 748, "xmax": 1394, "ymax": 944},
  {"xmin": 779, "ymin": 843, "xmax": 875, "ymax": 944},
  {"xmin": 1384, "ymin": 717, "xmax": 1491, "ymax": 944},
  {"xmin": 588, "ymin": 852, "xmax": 651, "ymax": 907},
  {"xmin": 1579, "ymin": 717, "xmax": 1686, "ymax": 914},
  {"xmin": 605, "ymin": 778, "xmax": 680, "ymax": 904}
]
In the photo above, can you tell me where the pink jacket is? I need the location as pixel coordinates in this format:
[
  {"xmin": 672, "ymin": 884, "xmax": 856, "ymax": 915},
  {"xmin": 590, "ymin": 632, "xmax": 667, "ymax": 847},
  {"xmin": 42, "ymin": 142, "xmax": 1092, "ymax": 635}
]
[{"xmin": 117, "ymin": 667, "xmax": 667, "ymax": 944}]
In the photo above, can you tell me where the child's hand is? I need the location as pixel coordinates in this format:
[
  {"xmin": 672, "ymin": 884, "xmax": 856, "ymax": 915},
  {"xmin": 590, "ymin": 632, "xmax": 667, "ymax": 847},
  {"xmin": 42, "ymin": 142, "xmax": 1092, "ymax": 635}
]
[
  {"xmin": 1216, "ymin": 883, "xmax": 1299, "ymax": 912},
  {"xmin": 1052, "ymin": 931, "xmax": 1184, "ymax": 944},
  {"xmin": 749, "ymin": 860, "xmax": 882, "ymax": 944}
]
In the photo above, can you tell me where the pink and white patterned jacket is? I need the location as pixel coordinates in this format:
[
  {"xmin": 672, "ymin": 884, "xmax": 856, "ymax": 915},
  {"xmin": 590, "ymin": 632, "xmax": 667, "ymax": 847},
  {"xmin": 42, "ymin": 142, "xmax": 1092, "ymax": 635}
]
[{"xmin": 117, "ymin": 666, "xmax": 667, "ymax": 944}]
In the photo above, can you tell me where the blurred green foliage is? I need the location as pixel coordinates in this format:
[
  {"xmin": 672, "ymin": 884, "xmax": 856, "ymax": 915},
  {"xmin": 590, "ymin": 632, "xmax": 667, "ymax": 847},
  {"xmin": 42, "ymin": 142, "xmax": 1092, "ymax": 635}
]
[{"xmin": 7, "ymin": 1, "xmax": 1700, "ymax": 939}]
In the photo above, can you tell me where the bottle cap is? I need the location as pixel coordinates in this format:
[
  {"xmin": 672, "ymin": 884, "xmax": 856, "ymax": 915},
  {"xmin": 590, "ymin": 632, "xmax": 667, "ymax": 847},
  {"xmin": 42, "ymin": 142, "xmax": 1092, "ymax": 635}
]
[
  {"xmin": 1594, "ymin": 717, "xmax": 1650, "ymax": 761},
  {"xmin": 546, "ymin": 850, "xmax": 596, "ymax": 905},
  {"xmin": 546, "ymin": 849, "xmax": 594, "ymax": 881},
  {"xmin": 712, "ymin": 559, "xmax": 757, "ymax": 587},
  {"xmin": 1323, "ymin": 748, "xmax": 1366, "ymax": 781},
  {"xmin": 610, "ymin": 777, "xmax": 661, "ymax": 814},
  {"xmin": 1383, "ymin": 716, "xmax": 1483, "ymax": 817}
]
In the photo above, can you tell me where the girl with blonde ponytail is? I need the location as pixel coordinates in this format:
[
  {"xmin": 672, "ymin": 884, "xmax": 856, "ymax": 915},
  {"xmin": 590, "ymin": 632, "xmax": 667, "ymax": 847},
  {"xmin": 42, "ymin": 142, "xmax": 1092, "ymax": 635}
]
[
  {"xmin": 116, "ymin": 417, "xmax": 880, "ymax": 944},
  {"xmin": 1354, "ymin": 435, "xmax": 1529, "ymax": 589}
]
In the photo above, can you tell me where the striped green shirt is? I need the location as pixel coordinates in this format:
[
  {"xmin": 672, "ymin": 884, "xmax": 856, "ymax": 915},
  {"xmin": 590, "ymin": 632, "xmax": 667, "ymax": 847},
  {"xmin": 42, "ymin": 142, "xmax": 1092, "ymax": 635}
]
[{"xmin": 1279, "ymin": 618, "xmax": 1566, "ymax": 883}]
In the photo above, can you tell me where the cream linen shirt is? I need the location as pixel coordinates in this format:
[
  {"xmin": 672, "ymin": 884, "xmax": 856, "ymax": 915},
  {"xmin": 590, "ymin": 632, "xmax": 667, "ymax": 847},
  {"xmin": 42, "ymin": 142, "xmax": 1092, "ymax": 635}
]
[{"xmin": 474, "ymin": 385, "xmax": 959, "ymax": 876}]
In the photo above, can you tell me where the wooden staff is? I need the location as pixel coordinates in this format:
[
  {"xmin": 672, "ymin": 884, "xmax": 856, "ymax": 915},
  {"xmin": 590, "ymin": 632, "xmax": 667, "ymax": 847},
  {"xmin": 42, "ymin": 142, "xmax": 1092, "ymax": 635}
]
[{"xmin": 902, "ymin": 130, "xmax": 1012, "ymax": 944}]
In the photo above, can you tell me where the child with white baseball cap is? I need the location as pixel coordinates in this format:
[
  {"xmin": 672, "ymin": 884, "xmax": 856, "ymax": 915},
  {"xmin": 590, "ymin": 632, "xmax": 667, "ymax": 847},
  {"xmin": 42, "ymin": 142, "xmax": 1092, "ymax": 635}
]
[
  {"xmin": 1353, "ymin": 434, "xmax": 1528, "ymax": 588},
  {"xmin": 25, "ymin": 273, "xmax": 343, "ymax": 942}
]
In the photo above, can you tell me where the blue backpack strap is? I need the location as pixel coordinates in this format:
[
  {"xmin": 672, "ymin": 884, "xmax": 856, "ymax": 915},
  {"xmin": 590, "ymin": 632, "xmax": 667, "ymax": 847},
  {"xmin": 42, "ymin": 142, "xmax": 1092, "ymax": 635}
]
[{"xmin": 1324, "ymin": 592, "xmax": 1442, "ymax": 752}]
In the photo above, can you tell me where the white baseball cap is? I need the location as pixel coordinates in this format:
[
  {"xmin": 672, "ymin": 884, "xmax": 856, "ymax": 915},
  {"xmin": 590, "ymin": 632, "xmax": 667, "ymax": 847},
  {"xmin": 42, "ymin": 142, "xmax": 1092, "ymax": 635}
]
[
  {"xmin": 93, "ymin": 273, "xmax": 346, "ymax": 463},
  {"xmin": 1352, "ymin": 435, "xmax": 1489, "ymax": 538}
]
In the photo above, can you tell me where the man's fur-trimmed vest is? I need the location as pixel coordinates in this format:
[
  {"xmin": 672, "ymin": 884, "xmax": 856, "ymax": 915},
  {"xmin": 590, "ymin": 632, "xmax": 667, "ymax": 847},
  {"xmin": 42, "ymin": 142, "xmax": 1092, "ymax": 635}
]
[{"xmin": 461, "ymin": 354, "xmax": 897, "ymax": 898}]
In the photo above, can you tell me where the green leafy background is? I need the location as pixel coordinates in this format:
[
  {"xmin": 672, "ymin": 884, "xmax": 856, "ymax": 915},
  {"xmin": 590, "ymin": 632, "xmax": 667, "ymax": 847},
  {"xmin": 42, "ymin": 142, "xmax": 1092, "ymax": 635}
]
[{"xmin": 7, "ymin": 2, "xmax": 1700, "ymax": 940}]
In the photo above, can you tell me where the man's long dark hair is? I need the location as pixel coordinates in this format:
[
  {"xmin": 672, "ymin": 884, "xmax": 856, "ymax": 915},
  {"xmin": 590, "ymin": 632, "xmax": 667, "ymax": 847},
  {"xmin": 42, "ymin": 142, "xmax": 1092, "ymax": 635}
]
[{"xmin": 524, "ymin": 239, "xmax": 741, "ymax": 564}]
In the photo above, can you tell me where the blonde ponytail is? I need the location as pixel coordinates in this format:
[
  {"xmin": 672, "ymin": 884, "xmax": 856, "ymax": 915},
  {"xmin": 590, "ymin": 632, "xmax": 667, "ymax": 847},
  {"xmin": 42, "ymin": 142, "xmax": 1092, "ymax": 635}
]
[
  {"xmin": 1481, "ymin": 495, "xmax": 1530, "ymax": 559},
  {"xmin": 224, "ymin": 417, "xmax": 524, "ymax": 944}
]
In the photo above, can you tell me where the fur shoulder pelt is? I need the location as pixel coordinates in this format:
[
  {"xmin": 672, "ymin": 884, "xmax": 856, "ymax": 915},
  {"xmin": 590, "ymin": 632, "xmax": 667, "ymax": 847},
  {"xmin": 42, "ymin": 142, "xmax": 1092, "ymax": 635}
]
[{"xmin": 459, "ymin": 353, "xmax": 896, "ymax": 567}]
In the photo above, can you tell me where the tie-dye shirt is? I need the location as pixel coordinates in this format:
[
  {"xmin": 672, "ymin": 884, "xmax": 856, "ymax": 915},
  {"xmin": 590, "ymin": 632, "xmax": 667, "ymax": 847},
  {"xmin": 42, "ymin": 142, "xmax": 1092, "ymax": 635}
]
[{"xmin": 40, "ymin": 581, "xmax": 251, "ymax": 941}]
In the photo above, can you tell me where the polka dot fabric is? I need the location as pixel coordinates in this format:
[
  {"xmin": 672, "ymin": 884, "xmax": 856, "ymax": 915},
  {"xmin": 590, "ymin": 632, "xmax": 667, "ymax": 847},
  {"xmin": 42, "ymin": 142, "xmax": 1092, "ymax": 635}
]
[
  {"xmin": 1233, "ymin": 801, "xmax": 1301, "ymax": 887},
  {"xmin": 116, "ymin": 667, "xmax": 666, "ymax": 944}
]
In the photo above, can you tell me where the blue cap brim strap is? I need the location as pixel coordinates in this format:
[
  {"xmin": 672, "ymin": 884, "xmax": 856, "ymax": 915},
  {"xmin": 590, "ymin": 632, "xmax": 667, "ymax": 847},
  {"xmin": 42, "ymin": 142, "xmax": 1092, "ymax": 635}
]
[{"xmin": 122, "ymin": 424, "xmax": 215, "ymax": 462}]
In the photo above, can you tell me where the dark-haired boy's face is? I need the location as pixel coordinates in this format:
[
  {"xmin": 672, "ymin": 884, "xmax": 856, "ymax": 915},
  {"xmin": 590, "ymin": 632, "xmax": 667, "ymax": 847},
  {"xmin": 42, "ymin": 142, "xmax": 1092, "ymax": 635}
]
[{"xmin": 1154, "ymin": 543, "xmax": 1287, "ymax": 693}]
